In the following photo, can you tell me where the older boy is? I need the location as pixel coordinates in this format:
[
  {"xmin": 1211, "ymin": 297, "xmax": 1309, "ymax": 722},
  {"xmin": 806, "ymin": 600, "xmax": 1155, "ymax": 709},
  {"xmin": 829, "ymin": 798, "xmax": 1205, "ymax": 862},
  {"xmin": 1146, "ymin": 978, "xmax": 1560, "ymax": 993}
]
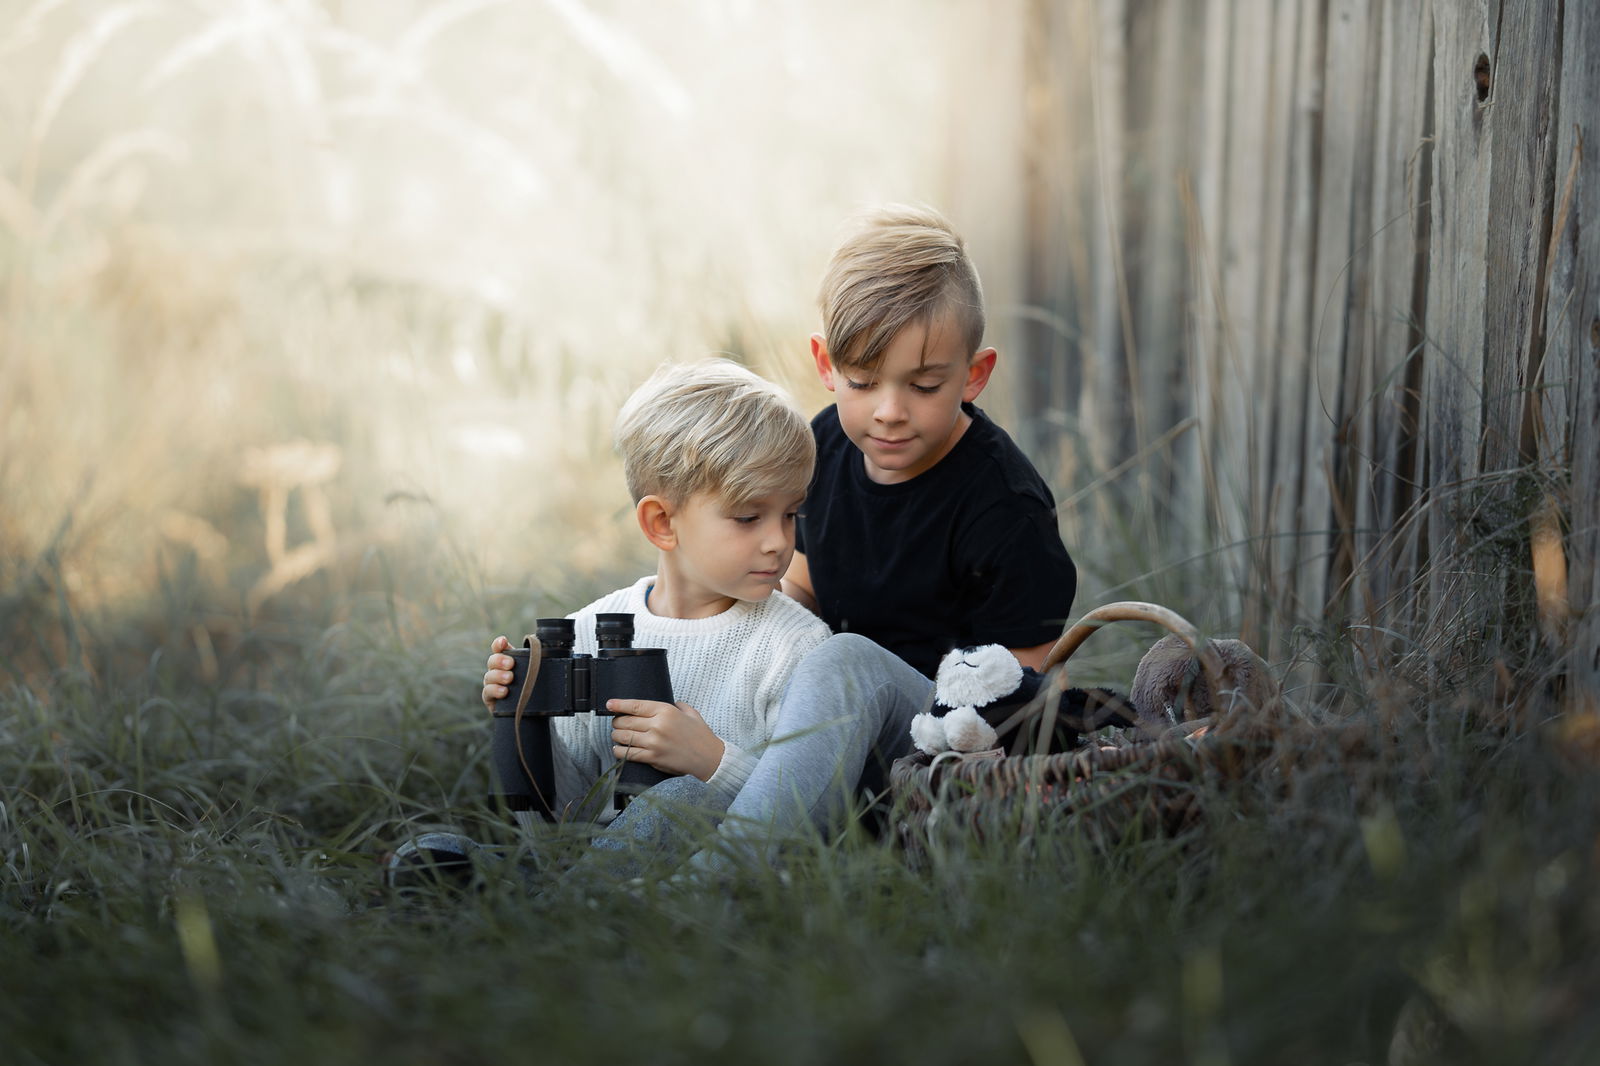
[
  {"xmin": 680, "ymin": 206, "xmax": 1079, "ymax": 870},
  {"xmin": 785, "ymin": 203, "xmax": 1078, "ymax": 676},
  {"xmin": 393, "ymin": 359, "xmax": 828, "ymax": 885}
]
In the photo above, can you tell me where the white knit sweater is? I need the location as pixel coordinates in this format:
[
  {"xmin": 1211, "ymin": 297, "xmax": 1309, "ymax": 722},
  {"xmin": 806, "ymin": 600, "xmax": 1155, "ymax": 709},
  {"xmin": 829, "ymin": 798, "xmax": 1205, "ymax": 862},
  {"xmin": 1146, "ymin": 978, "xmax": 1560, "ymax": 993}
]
[{"xmin": 550, "ymin": 576, "xmax": 831, "ymax": 806}]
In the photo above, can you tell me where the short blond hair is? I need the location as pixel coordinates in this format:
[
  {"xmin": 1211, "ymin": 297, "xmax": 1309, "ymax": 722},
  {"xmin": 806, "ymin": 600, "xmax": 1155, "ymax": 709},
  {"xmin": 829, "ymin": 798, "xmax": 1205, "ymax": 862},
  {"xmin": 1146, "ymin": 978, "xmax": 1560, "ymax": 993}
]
[
  {"xmin": 816, "ymin": 203, "xmax": 986, "ymax": 372},
  {"xmin": 614, "ymin": 359, "xmax": 815, "ymax": 505}
]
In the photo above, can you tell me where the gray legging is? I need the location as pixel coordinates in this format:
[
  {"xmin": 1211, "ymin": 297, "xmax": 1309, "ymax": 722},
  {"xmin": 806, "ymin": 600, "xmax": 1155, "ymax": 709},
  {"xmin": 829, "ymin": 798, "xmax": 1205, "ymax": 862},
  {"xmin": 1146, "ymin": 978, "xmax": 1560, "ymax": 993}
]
[{"xmin": 591, "ymin": 632, "xmax": 934, "ymax": 878}]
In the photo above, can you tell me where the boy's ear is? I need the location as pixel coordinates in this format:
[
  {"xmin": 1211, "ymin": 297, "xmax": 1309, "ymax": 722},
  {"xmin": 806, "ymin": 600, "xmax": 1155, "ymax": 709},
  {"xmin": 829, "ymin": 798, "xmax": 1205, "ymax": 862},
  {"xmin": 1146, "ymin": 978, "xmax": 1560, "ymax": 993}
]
[
  {"xmin": 810, "ymin": 333, "xmax": 838, "ymax": 392},
  {"xmin": 636, "ymin": 495, "xmax": 678, "ymax": 551},
  {"xmin": 962, "ymin": 348, "xmax": 998, "ymax": 402}
]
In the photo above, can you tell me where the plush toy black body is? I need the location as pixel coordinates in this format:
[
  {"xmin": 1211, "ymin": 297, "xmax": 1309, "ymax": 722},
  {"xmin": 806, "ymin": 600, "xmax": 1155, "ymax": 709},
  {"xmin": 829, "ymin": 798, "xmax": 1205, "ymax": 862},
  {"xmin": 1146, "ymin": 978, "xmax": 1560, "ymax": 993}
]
[{"xmin": 909, "ymin": 645, "xmax": 1144, "ymax": 756}]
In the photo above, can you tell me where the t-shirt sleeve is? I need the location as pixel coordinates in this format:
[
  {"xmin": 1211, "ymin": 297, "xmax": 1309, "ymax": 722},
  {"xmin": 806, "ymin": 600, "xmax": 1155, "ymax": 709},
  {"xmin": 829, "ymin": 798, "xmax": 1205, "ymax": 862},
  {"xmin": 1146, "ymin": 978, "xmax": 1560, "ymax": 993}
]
[
  {"xmin": 953, "ymin": 500, "xmax": 1078, "ymax": 650},
  {"xmin": 795, "ymin": 412, "xmax": 830, "ymax": 557}
]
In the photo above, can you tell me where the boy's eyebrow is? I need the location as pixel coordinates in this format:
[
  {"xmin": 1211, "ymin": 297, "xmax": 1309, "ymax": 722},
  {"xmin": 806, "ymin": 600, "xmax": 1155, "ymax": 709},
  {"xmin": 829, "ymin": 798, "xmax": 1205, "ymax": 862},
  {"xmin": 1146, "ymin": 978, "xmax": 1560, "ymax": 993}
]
[{"xmin": 724, "ymin": 494, "xmax": 808, "ymax": 510}]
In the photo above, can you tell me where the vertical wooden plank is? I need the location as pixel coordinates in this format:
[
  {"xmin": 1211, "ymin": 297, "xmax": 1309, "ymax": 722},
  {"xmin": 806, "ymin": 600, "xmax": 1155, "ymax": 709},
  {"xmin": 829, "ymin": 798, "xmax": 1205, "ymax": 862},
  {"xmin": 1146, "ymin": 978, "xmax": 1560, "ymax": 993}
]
[
  {"xmin": 1264, "ymin": 0, "xmax": 1324, "ymax": 660},
  {"xmin": 1217, "ymin": 0, "xmax": 1273, "ymax": 631},
  {"xmin": 1480, "ymin": 0, "xmax": 1566, "ymax": 664},
  {"xmin": 1128, "ymin": 0, "xmax": 1194, "ymax": 519},
  {"xmin": 1482, "ymin": 0, "xmax": 1563, "ymax": 482},
  {"xmin": 1345, "ymin": 0, "xmax": 1392, "ymax": 628},
  {"xmin": 1164, "ymin": 0, "xmax": 1218, "ymax": 556},
  {"xmin": 1319, "ymin": 0, "xmax": 1379, "ymax": 629},
  {"xmin": 1424, "ymin": 0, "xmax": 1496, "ymax": 675},
  {"xmin": 1016, "ymin": 0, "xmax": 1094, "ymax": 495},
  {"xmin": 1054, "ymin": 0, "xmax": 1102, "ymax": 545},
  {"xmin": 1056, "ymin": 0, "xmax": 1097, "ymax": 488},
  {"xmin": 1360, "ymin": 0, "xmax": 1434, "ymax": 642},
  {"xmin": 1019, "ymin": 0, "xmax": 1064, "ymax": 480},
  {"xmin": 1185, "ymin": 0, "xmax": 1243, "ymax": 612},
  {"xmin": 1087, "ymin": 0, "xmax": 1130, "ymax": 481},
  {"xmin": 1246, "ymin": 0, "xmax": 1307, "ymax": 643},
  {"xmin": 1543, "ymin": 6, "xmax": 1600, "ymax": 713}
]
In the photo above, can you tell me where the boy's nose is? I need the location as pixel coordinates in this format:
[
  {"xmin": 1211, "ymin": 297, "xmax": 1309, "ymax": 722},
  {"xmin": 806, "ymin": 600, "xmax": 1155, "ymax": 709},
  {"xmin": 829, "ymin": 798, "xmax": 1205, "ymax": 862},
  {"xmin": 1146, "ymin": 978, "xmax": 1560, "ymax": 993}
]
[
  {"xmin": 761, "ymin": 522, "xmax": 791, "ymax": 554},
  {"xmin": 873, "ymin": 391, "xmax": 906, "ymax": 424}
]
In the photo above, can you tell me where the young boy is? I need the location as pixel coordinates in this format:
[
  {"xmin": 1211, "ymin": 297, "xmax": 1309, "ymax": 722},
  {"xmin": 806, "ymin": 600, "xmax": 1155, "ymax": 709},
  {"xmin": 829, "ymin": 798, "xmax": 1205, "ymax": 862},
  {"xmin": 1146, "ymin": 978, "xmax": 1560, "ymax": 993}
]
[
  {"xmin": 393, "ymin": 359, "xmax": 829, "ymax": 884},
  {"xmin": 786, "ymin": 203, "xmax": 1078, "ymax": 675},
  {"xmin": 523, "ymin": 358, "xmax": 832, "ymax": 815}
]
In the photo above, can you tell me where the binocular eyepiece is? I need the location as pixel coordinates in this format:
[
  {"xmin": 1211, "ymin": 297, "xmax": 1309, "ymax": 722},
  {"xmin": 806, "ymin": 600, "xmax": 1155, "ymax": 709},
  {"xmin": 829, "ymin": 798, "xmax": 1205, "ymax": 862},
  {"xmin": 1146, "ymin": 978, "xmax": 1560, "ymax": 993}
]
[{"xmin": 490, "ymin": 613, "xmax": 677, "ymax": 821}]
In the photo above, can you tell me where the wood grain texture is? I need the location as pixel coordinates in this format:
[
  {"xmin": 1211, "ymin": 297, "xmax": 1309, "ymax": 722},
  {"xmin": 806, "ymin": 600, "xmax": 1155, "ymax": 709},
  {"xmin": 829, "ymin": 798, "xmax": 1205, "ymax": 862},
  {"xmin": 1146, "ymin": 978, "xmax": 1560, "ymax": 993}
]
[
  {"xmin": 996, "ymin": 0, "xmax": 1590, "ymax": 700},
  {"xmin": 1542, "ymin": 4, "xmax": 1600, "ymax": 711}
]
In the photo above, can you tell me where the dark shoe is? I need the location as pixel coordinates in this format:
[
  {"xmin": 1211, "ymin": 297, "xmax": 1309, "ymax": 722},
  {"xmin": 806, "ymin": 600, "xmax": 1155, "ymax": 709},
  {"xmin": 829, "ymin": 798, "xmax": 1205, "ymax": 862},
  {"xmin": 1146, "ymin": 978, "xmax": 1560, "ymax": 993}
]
[{"xmin": 383, "ymin": 832, "xmax": 482, "ymax": 894}]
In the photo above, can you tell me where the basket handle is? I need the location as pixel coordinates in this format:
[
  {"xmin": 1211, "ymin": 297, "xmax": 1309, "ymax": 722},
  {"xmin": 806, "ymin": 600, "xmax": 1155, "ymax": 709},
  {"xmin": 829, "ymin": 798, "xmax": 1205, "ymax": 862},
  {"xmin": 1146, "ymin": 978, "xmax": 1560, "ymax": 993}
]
[
  {"xmin": 993, "ymin": 601, "xmax": 1225, "ymax": 749},
  {"xmin": 1043, "ymin": 601, "xmax": 1213, "ymax": 673}
]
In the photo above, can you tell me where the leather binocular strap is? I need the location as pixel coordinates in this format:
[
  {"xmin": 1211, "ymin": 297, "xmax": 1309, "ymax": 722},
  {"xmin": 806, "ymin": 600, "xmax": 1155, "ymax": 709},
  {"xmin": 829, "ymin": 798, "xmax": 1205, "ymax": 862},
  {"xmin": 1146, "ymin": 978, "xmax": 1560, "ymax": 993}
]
[
  {"xmin": 511, "ymin": 635, "xmax": 551, "ymax": 817},
  {"xmin": 513, "ymin": 635, "xmax": 542, "ymax": 716}
]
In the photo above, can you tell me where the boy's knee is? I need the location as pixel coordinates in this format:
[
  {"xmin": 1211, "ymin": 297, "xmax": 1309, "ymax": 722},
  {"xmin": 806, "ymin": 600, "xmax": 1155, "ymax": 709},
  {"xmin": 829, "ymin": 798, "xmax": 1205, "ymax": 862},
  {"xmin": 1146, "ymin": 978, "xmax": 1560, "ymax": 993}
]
[
  {"xmin": 799, "ymin": 633, "xmax": 926, "ymax": 692},
  {"xmin": 803, "ymin": 632, "xmax": 882, "ymax": 673},
  {"xmin": 642, "ymin": 775, "xmax": 711, "ymax": 805}
]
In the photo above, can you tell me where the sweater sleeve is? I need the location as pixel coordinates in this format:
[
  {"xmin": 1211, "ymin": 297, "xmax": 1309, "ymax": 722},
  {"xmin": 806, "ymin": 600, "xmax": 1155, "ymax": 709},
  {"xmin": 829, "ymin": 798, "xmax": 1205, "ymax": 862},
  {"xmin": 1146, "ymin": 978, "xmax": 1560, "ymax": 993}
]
[{"xmin": 705, "ymin": 742, "xmax": 760, "ymax": 800}]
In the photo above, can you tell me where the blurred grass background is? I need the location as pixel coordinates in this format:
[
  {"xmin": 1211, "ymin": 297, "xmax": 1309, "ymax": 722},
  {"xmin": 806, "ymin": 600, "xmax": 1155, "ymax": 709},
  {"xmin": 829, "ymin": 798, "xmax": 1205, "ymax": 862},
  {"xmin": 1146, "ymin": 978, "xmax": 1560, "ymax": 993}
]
[
  {"xmin": 3, "ymin": 2, "xmax": 1599, "ymax": 1064},
  {"xmin": 1, "ymin": 0, "xmax": 984, "ymax": 641}
]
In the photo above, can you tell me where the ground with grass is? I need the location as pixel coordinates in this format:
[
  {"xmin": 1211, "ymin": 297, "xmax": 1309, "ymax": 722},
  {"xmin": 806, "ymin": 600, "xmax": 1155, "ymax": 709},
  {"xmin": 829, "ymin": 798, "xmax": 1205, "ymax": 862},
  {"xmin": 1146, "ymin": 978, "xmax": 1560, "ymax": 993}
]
[{"xmin": 3, "ymin": 560, "xmax": 1598, "ymax": 1066}]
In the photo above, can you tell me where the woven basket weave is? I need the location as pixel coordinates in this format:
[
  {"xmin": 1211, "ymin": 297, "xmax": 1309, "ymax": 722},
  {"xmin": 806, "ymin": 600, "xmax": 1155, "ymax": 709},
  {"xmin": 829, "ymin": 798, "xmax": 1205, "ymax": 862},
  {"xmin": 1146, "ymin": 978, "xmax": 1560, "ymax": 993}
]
[{"xmin": 890, "ymin": 601, "xmax": 1278, "ymax": 854}]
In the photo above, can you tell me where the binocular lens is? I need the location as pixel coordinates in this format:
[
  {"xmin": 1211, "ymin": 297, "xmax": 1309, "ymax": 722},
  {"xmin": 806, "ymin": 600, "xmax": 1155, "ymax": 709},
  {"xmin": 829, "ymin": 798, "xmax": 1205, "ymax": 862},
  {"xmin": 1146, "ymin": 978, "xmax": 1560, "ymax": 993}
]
[
  {"xmin": 594, "ymin": 612, "xmax": 635, "ymax": 650},
  {"xmin": 536, "ymin": 617, "xmax": 575, "ymax": 656}
]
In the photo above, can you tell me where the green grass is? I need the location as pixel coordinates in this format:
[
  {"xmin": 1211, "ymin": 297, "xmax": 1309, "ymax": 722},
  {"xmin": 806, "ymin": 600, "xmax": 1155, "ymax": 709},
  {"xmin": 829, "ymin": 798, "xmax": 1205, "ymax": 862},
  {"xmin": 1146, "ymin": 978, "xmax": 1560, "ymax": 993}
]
[{"xmin": 3, "ymin": 556, "xmax": 1599, "ymax": 1066}]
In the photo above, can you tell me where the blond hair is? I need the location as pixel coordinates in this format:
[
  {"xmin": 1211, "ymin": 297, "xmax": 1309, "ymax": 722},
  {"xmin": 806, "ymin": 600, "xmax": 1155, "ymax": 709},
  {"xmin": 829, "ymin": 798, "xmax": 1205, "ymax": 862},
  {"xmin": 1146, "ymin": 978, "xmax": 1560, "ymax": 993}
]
[
  {"xmin": 816, "ymin": 203, "xmax": 986, "ymax": 372},
  {"xmin": 614, "ymin": 359, "xmax": 815, "ymax": 505}
]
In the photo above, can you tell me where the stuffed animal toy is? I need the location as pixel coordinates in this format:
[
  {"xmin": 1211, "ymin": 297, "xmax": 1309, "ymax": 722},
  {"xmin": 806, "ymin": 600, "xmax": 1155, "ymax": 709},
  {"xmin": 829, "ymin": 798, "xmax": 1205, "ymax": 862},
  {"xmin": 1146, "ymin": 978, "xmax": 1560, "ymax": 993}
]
[
  {"xmin": 910, "ymin": 645, "xmax": 1147, "ymax": 756},
  {"xmin": 1130, "ymin": 634, "xmax": 1277, "ymax": 723},
  {"xmin": 910, "ymin": 645, "xmax": 1024, "ymax": 755}
]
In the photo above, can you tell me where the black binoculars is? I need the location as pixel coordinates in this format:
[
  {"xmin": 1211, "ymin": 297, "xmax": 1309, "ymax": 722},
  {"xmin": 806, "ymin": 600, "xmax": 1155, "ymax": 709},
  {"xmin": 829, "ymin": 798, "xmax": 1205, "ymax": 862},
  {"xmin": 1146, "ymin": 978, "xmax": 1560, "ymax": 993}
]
[{"xmin": 489, "ymin": 612, "xmax": 677, "ymax": 821}]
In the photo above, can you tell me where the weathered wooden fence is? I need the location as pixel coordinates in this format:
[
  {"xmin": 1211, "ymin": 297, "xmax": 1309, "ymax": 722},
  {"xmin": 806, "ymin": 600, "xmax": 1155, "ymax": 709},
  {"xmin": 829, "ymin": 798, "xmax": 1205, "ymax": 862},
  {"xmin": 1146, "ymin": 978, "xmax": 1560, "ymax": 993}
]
[{"xmin": 992, "ymin": 0, "xmax": 1598, "ymax": 708}]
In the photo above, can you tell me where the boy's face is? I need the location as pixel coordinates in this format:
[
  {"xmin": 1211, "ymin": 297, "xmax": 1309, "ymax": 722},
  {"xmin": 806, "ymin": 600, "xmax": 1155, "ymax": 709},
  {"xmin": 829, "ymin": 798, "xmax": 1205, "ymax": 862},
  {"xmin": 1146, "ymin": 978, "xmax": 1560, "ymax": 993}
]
[
  {"xmin": 812, "ymin": 314, "xmax": 996, "ymax": 484},
  {"xmin": 659, "ymin": 489, "xmax": 804, "ymax": 613}
]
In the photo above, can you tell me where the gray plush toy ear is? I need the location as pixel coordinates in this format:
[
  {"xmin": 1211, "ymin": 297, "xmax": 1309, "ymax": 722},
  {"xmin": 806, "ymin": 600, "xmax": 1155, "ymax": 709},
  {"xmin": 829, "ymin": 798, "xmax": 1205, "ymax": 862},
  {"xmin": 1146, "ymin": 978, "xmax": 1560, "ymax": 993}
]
[{"xmin": 1130, "ymin": 634, "xmax": 1278, "ymax": 723}]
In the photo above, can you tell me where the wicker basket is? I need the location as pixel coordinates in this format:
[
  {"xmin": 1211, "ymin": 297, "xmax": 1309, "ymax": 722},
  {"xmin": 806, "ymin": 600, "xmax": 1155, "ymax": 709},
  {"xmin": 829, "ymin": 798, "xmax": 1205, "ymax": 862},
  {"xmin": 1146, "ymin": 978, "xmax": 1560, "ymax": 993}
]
[{"xmin": 891, "ymin": 601, "xmax": 1278, "ymax": 854}]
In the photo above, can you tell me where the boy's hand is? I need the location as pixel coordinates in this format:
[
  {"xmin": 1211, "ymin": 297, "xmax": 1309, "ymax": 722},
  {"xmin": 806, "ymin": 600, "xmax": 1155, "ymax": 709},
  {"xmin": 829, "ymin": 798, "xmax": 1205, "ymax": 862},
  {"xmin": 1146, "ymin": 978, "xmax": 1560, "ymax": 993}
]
[
  {"xmin": 607, "ymin": 699, "xmax": 726, "ymax": 782},
  {"xmin": 482, "ymin": 635, "xmax": 516, "ymax": 710}
]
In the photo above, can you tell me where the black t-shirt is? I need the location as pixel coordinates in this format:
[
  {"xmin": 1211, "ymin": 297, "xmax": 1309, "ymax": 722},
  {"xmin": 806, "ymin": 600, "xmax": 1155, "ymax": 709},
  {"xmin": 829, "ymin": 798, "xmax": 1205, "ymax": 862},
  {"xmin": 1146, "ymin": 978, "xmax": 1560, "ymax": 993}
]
[{"xmin": 795, "ymin": 403, "xmax": 1078, "ymax": 677}]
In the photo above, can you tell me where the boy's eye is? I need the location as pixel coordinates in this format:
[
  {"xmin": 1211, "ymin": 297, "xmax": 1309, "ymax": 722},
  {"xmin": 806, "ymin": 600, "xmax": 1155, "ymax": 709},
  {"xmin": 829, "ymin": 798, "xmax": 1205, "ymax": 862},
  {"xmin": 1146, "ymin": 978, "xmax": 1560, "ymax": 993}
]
[
  {"xmin": 911, "ymin": 381, "xmax": 943, "ymax": 394},
  {"xmin": 731, "ymin": 515, "xmax": 759, "ymax": 524},
  {"xmin": 844, "ymin": 378, "xmax": 874, "ymax": 391}
]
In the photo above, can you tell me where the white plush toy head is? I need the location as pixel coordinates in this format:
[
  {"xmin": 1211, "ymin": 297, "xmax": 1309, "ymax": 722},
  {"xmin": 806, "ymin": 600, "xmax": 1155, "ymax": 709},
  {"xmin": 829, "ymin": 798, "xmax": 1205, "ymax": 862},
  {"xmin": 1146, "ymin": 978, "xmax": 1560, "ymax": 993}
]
[
  {"xmin": 935, "ymin": 645, "xmax": 1025, "ymax": 710},
  {"xmin": 910, "ymin": 645, "xmax": 1026, "ymax": 756}
]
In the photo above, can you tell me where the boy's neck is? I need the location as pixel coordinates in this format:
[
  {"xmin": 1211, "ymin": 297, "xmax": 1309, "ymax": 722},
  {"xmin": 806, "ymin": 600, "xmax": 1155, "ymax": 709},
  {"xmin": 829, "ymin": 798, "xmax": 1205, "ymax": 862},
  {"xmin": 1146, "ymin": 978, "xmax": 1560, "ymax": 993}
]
[{"xmin": 646, "ymin": 565, "xmax": 738, "ymax": 620}]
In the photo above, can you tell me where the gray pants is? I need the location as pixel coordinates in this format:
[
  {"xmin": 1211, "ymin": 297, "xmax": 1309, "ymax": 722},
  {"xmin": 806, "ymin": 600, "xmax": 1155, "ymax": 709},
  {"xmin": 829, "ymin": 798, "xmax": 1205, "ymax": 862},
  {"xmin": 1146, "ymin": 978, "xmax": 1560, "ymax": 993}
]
[
  {"xmin": 589, "ymin": 633, "xmax": 934, "ymax": 878},
  {"xmin": 394, "ymin": 634, "xmax": 933, "ymax": 886}
]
